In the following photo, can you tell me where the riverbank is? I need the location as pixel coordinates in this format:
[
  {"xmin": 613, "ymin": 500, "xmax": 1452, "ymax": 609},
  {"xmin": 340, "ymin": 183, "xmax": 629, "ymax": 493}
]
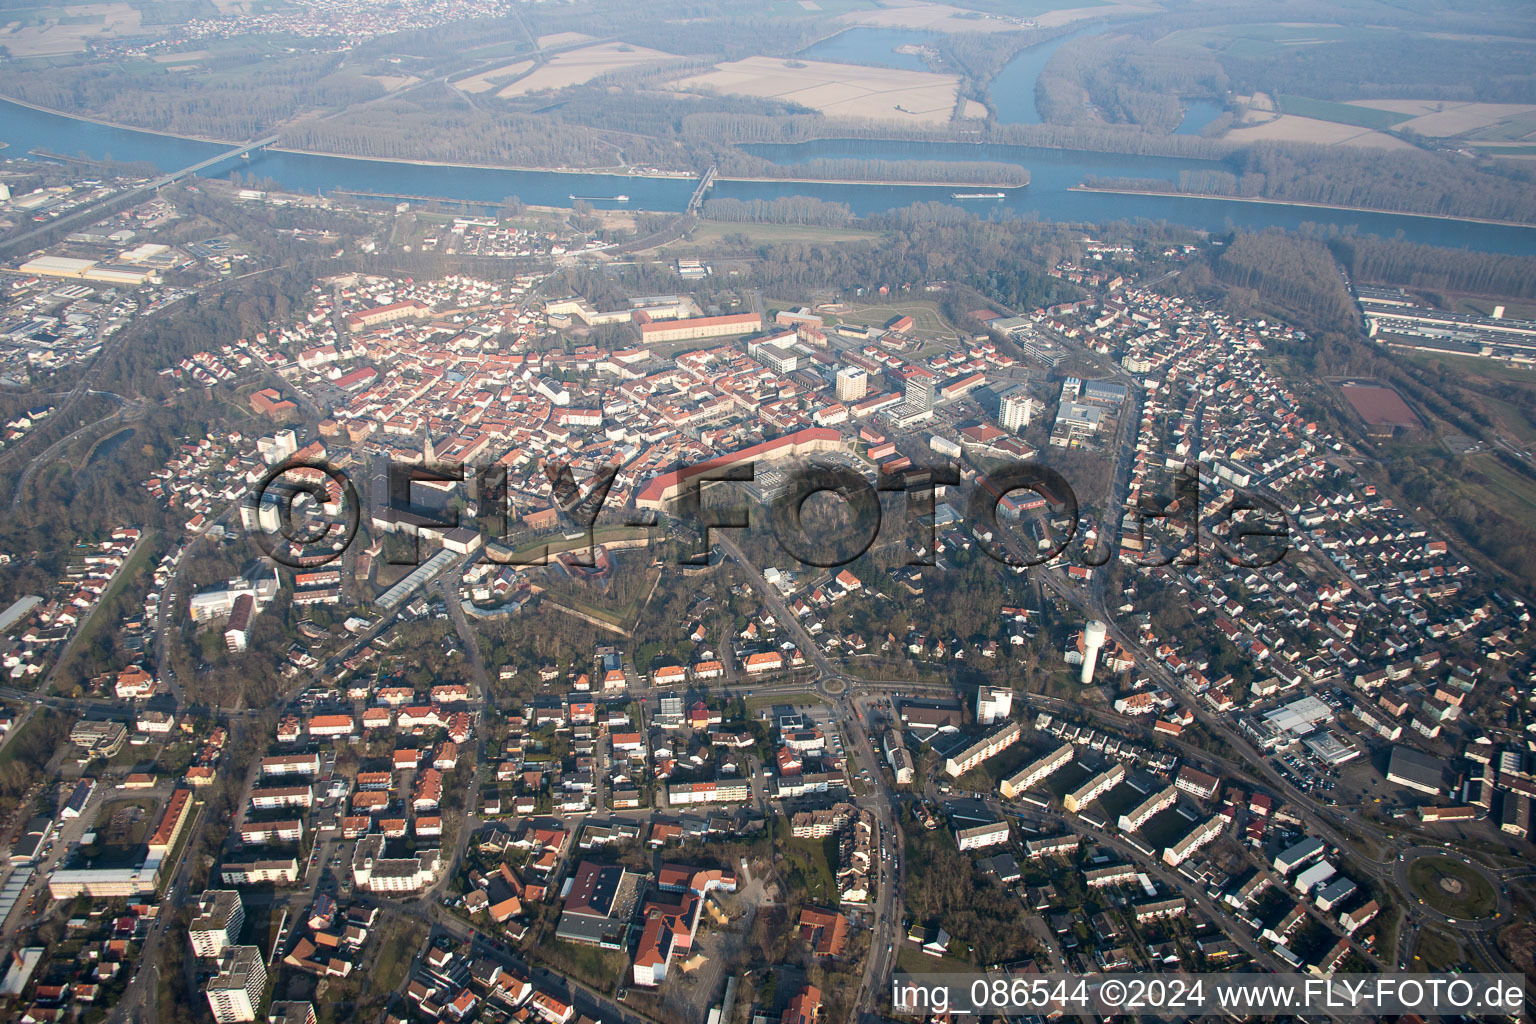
[
  {"xmin": 0, "ymin": 92, "xmax": 243, "ymax": 146},
  {"xmin": 719, "ymin": 175, "xmax": 1026, "ymax": 188},
  {"xmin": 271, "ymin": 145, "xmax": 697, "ymax": 179},
  {"xmin": 6, "ymin": 95, "xmax": 1533, "ymax": 253},
  {"xmin": 1070, "ymin": 183, "xmax": 1536, "ymax": 230}
]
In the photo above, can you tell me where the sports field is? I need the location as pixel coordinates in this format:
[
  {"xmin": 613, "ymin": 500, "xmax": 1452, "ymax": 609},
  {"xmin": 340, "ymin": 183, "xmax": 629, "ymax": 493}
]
[{"xmin": 1339, "ymin": 382, "xmax": 1422, "ymax": 429}]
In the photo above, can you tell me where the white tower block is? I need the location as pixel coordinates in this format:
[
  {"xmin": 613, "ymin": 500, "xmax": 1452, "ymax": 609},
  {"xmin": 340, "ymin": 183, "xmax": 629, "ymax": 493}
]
[{"xmin": 1081, "ymin": 619, "xmax": 1108, "ymax": 684}]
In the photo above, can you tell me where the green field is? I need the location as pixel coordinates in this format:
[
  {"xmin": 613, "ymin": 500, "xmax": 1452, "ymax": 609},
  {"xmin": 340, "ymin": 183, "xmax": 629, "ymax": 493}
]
[
  {"xmin": 1407, "ymin": 856, "xmax": 1498, "ymax": 920},
  {"xmin": 1412, "ymin": 923, "xmax": 1465, "ymax": 971},
  {"xmin": 745, "ymin": 693, "xmax": 829, "ymax": 711},
  {"xmin": 767, "ymin": 0, "xmax": 878, "ymax": 17},
  {"xmin": 1162, "ymin": 22, "xmax": 1380, "ymax": 57},
  {"xmin": 1405, "ymin": 348, "xmax": 1536, "ymax": 386},
  {"xmin": 1276, "ymin": 94, "xmax": 1413, "ymax": 130},
  {"xmin": 834, "ymin": 300, "xmax": 961, "ymax": 340},
  {"xmin": 372, "ymin": 920, "xmax": 428, "ymax": 993},
  {"xmin": 783, "ymin": 834, "xmax": 838, "ymax": 904},
  {"xmin": 1460, "ymin": 452, "xmax": 1536, "ymax": 526},
  {"xmin": 896, "ymin": 944, "xmax": 974, "ymax": 973},
  {"xmin": 1475, "ymin": 144, "xmax": 1536, "ymax": 156}
]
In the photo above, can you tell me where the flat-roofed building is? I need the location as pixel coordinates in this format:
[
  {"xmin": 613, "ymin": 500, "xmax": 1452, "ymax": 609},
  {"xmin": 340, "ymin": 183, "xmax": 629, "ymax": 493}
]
[
  {"xmin": 975, "ymin": 686, "xmax": 1013, "ymax": 726},
  {"xmin": 69, "ymin": 720, "xmax": 126, "ymax": 758},
  {"xmin": 351, "ymin": 835, "xmax": 438, "ymax": 893},
  {"xmin": 49, "ymin": 864, "xmax": 160, "ymax": 899},
  {"xmin": 220, "ymin": 857, "xmax": 299, "ymax": 886},
  {"xmin": 190, "ymin": 890, "xmax": 245, "ymax": 958},
  {"xmin": 556, "ymin": 861, "xmax": 641, "ymax": 948},
  {"xmin": 268, "ymin": 1002, "xmax": 316, "ymax": 1024},
  {"xmin": 666, "ymin": 780, "xmax": 749, "ymax": 805},
  {"xmin": 206, "ymin": 946, "xmax": 267, "ymax": 1022},
  {"xmin": 1386, "ymin": 745, "xmax": 1443, "ymax": 795}
]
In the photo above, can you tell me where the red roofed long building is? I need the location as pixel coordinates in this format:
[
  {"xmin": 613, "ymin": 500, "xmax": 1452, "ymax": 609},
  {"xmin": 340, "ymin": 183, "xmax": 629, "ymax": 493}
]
[
  {"xmin": 635, "ymin": 426, "xmax": 842, "ymax": 509},
  {"xmin": 639, "ymin": 312, "xmax": 759, "ymax": 344}
]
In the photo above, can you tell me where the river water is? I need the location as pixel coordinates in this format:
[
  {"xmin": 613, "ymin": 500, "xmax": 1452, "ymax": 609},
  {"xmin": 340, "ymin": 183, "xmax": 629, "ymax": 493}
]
[{"xmin": 3, "ymin": 23, "xmax": 1534, "ymax": 254}]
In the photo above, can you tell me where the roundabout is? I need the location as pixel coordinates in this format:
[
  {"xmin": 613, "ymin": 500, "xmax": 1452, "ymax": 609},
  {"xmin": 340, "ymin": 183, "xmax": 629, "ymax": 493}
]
[{"xmin": 1399, "ymin": 848, "xmax": 1502, "ymax": 923}]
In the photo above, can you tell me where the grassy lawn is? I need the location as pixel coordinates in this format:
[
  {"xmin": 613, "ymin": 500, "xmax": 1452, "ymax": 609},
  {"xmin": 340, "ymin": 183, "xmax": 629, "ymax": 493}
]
[
  {"xmin": 1458, "ymin": 453, "xmax": 1536, "ymax": 528},
  {"xmin": 1401, "ymin": 349, "xmax": 1536, "ymax": 444},
  {"xmin": 1276, "ymin": 94, "xmax": 1412, "ymax": 130},
  {"xmin": 94, "ymin": 795, "xmax": 161, "ymax": 849},
  {"xmin": 1412, "ymin": 923, "xmax": 1465, "ymax": 971},
  {"xmin": 0, "ymin": 710, "xmax": 45, "ymax": 768},
  {"xmin": 896, "ymin": 943, "xmax": 974, "ymax": 973},
  {"xmin": 1405, "ymin": 350, "xmax": 1536, "ymax": 385},
  {"xmin": 745, "ymin": 693, "xmax": 829, "ymax": 711},
  {"xmin": 835, "ymin": 300, "xmax": 954, "ymax": 334},
  {"xmin": 767, "ymin": 0, "xmax": 879, "ymax": 18},
  {"xmin": 783, "ymin": 834, "xmax": 838, "ymax": 905},
  {"xmin": 539, "ymin": 568, "xmax": 658, "ymax": 629},
  {"xmin": 1450, "ymin": 297, "xmax": 1536, "ymax": 322},
  {"xmin": 372, "ymin": 918, "xmax": 429, "ymax": 995},
  {"xmin": 1474, "ymin": 144, "xmax": 1536, "ymax": 156},
  {"xmin": 1407, "ymin": 857, "xmax": 1498, "ymax": 919},
  {"xmin": 540, "ymin": 939, "xmax": 630, "ymax": 990},
  {"xmin": 500, "ymin": 525, "xmax": 651, "ymax": 563}
]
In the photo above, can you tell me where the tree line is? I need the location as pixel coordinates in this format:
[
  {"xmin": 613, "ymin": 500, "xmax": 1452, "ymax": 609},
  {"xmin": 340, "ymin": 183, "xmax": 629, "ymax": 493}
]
[
  {"xmin": 1210, "ymin": 230, "xmax": 1357, "ymax": 328},
  {"xmin": 1332, "ymin": 236, "xmax": 1536, "ymax": 299},
  {"xmin": 1085, "ymin": 143, "xmax": 1536, "ymax": 224},
  {"xmin": 0, "ymin": 52, "xmax": 381, "ymax": 139},
  {"xmin": 700, "ymin": 196, "xmax": 856, "ymax": 226},
  {"xmin": 714, "ymin": 155, "xmax": 1030, "ymax": 186},
  {"xmin": 1036, "ymin": 31, "xmax": 1228, "ymax": 132}
]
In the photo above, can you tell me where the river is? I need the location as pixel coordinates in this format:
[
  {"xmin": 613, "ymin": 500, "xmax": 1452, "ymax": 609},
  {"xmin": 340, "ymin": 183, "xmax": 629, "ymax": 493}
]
[
  {"xmin": 990, "ymin": 23, "xmax": 1118, "ymax": 125},
  {"xmin": 731, "ymin": 137, "xmax": 1536, "ymax": 252},
  {"xmin": 3, "ymin": 39, "xmax": 1534, "ymax": 255}
]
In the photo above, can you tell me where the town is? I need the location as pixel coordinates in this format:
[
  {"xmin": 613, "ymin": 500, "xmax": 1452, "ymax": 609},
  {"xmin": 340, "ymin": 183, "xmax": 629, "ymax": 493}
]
[{"xmin": 0, "ymin": 147, "xmax": 1531, "ymax": 1024}]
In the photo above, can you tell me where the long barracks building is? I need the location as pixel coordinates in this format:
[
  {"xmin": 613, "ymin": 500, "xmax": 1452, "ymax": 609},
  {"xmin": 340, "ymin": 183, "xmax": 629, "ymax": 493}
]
[{"xmin": 633, "ymin": 426, "xmax": 843, "ymax": 509}]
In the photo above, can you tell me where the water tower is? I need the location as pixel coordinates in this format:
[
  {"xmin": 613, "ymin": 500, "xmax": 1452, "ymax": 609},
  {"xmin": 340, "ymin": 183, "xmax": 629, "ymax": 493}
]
[{"xmin": 1081, "ymin": 619, "xmax": 1108, "ymax": 685}]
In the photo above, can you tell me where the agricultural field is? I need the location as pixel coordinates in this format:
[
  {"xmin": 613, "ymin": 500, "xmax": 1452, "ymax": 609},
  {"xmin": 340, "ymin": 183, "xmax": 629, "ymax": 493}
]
[
  {"xmin": 1276, "ymin": 94, "xmax": 1412, "ymax": 131},
  {"xmin": 675, "ymin": 54, "xmax": 963, "ymax": 124},
  {"xmin": 1224, "ymin": 114, "xmax": 1413, "ymax": 150},
  {"xmin": 0, "ymin": 0, "xmax": 143, "ymax": 57},
  {"xmin": 454, "ymin": 60, "xmax": 533, "ymax": 94},
  {"xmin": 1347, "ymin": 99, "xmax": 1536, "ymax": 140},
  {"xmin": 494, "ymin": 42, "xmax": 683, "ymax": 98},
  {"xmin": 1158, "ymin": 21, "xmax": 1379, "ymax": 57}
]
